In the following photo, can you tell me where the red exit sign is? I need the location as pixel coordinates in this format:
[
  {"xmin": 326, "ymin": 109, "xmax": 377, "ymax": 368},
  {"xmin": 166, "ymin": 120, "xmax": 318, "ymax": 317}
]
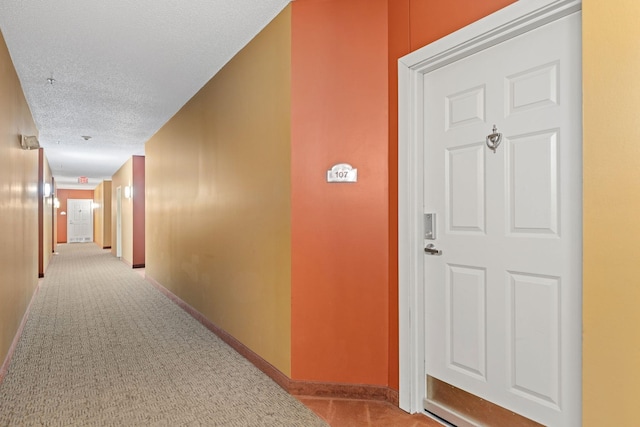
[{"xmin": 78, "ymin": 176, "xmax": 88, "ymax": 184}]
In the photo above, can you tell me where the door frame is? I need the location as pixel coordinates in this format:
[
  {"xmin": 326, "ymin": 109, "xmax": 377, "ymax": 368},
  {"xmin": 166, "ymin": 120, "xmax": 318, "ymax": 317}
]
[
  {"xmin": 397, "ymin": 0, "xmax": 582, "ymax": 413},
  {"xmin": 116, "ymin": 186, "xmax": 122, "ymax": 258}
]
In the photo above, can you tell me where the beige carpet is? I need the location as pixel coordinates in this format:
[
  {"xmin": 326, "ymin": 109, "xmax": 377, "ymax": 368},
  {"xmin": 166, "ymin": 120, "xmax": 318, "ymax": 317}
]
[{"xmin": 0, "ymin": 243, "xmax": 327, "ymax": 427}]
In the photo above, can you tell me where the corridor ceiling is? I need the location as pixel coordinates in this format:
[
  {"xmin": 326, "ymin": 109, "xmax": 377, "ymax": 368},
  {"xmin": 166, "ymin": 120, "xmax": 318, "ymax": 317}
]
[{"xmin": 0, "ymin": 0, "xmax": 290, "ymax": 188}]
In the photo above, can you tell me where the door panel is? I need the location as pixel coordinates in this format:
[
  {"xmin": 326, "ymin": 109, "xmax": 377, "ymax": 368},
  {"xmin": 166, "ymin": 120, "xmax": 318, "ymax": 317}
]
[
  {"xmin": 506, "ymin": 62, "xmax": 559, "ymax": 115},
  {"xmin": 423, "ymin": 12, "xmax": 581, "ymax": 427},
  {"xmin": 447, "ymin": 264, "xmax": 486, "ymax": 379},
  {"xmin": 446, "ymin": 143, "xmax": 486, "ymax": 233},
  {"xmin": 508, "ymin": 272, "xmax": 560, "ymax": 407},
  {"xmin": 67, "ymin": 199, "xmax": 93, "ymax": 243},
  {"xmin": 446, "ymin": 86, "xmax": 486, "ymax": 130},
  {"xmin": 507, "ymin": 131, "xmax": 559, "ymax": 235}
]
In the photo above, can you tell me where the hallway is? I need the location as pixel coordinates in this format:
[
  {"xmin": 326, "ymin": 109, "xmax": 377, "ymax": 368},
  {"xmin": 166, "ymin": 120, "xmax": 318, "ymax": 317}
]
[
  {"xmin": 0, "ymin": 243, "xmax": 439, "ymax": 426},
  {"xmin": 0, "ymin": 244, "xmax": 326, "ymax": 426}
]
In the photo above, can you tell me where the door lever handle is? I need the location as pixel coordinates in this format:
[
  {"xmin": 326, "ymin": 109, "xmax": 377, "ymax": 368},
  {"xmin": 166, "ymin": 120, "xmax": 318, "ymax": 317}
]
[{"xmin": 424, "ymin": 244, "xmax": 442, "ymax": 255}]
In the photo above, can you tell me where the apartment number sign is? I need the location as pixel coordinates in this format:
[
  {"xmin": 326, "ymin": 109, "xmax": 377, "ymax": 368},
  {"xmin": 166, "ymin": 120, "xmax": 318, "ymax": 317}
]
[{"xmin": 327, "ymin": 163, "xmax": 358, "ymax": 183}]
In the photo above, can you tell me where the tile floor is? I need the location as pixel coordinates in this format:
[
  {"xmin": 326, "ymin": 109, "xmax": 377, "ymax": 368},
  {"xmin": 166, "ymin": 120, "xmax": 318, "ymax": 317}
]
[{"xmin": 298, "ymin": 397, "xmax": 443, "ymax": 427}]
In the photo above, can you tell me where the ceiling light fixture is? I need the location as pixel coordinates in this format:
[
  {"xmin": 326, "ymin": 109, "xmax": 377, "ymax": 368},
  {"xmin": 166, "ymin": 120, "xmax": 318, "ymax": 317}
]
[
  {"xmin": 81, "ymin": 135, "xmax": 92, "ymax": 141},
  {"xmin": 47, "ymin": 77, "xmax": 55, "ymax": 85}
]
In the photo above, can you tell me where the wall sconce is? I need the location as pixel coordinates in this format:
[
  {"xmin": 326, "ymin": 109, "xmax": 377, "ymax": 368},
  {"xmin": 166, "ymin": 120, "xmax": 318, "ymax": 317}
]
[
  {"xmin": 20, "ymin": 135, "xmax": 40, "ymax": 150},
  {"xmin": 43, "ymin": 182, "xmax": 52, "ymax": 198},
  {"xmin": 124, "ymin": 185, "xmax": 132, "ymax": 199},
  {"xmin": 54, "ymin": 198, "xmax": 60, "ymax": 209}
]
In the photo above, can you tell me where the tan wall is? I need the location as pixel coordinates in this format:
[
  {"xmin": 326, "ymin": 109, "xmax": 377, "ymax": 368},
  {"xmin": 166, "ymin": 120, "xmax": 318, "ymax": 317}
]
[
  {"xmin": 93, "ymin": 180, "xmax": 112, "ymax": 249},
  {"xmin": 145, "ymin": 6, "xmax": 292, "ymax": 375},
  {"xmin": 0, "ymin": 30, "xmax": 39, "ymax": 365},
  {"xmin": 111, "ymin": 158, "xmax": 134, "ymax": 264},
  {"xmin": 583, "ymin": 1, "xmax": 640, "ymax": 425}
]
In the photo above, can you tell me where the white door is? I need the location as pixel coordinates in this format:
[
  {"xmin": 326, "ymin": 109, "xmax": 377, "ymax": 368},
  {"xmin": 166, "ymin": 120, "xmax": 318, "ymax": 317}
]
[
  {"xmin": 67, "ymin": 199, "xmax": 93, "ymax": 243},
  {"xmin": 422, "ymin": 12, "xmax": 581, "ymax": 427}
]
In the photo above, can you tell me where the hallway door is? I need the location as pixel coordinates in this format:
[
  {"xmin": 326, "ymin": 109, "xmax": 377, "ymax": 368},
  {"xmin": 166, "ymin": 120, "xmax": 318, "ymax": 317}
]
[
  {"xmin": 67, "ymin": 199, "xmax": 93, "ymax": 243},
  {"xmin": 422, "ymin": 12, "xmax": 581, "ymax": 426},
  {"xmin": 398, "ymin": 1, "xmax": 583, "ymax": 426}
]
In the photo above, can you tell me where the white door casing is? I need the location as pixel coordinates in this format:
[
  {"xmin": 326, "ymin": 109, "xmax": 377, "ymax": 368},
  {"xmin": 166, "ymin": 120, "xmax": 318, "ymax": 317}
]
[
  {"xmin": 398, "ymin": 0, "xmax": 582, "ymax": 425},
  {"xmin": 67, "ymin": 199, "xmax": 93, "ymax": 243}
]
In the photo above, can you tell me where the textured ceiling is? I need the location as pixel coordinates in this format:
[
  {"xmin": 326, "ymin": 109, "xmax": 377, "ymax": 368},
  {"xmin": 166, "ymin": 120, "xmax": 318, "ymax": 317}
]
[{"xmin": 0, "ymin": 0, "xmax": 290, "ymax": 188}]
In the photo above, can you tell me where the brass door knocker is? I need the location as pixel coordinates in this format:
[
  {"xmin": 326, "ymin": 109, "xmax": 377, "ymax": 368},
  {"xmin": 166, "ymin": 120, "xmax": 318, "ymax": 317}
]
[{"xmin": 486, "ymin": 124, "xmax": 502, "ymax": 153}]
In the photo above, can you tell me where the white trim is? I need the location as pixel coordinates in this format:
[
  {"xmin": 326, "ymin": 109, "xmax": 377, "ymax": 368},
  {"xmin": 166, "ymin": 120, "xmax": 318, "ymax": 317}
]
[
  {"xmin": 398, "ymin": 58, "xmax": 426, "ymax": 412},
  {"xmin": 399, "ymin": 0, "xmax": 581, "ymax": 74},
  {"xmin": 397, "ymin": 0, "xmax": 582, "ymax": 413}
]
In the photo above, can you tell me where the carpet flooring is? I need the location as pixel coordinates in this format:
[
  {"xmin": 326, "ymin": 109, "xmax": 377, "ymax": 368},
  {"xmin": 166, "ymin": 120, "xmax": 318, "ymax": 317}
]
[{"xmin": 0, "ymin": 243, "xmax": 327, "ymax": 427}]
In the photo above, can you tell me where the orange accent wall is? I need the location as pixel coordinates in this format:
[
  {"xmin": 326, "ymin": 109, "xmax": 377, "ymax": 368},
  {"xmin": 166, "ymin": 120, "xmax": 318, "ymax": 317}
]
[
  {"xmin": 408, "ymin": 0, "xmax": 516, "ymax": 51},
  {"xmin": 290, "ymin": 0, "xmax": 516, "ymax": 390},
  {"xmin": 0, "ymin": 29, "xmax": 39, "ymax": 366},
  {"xmin": 387, "ymin": 0, "xmax": 410, "ymax": 391},
  {"xmin": 132, "ymin": 156, "xmax": 145, "ymax": 267},
  {"xmin": 56, "ymin": 189, "xmax": 94, "ymax": 244},
  {"xmin": 291, "ymin": 0, "xmax": 390, "ymax": 384},
  {"xmin": 111, "ymin": 156, "xmax": 144, "ymax": 267}
]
